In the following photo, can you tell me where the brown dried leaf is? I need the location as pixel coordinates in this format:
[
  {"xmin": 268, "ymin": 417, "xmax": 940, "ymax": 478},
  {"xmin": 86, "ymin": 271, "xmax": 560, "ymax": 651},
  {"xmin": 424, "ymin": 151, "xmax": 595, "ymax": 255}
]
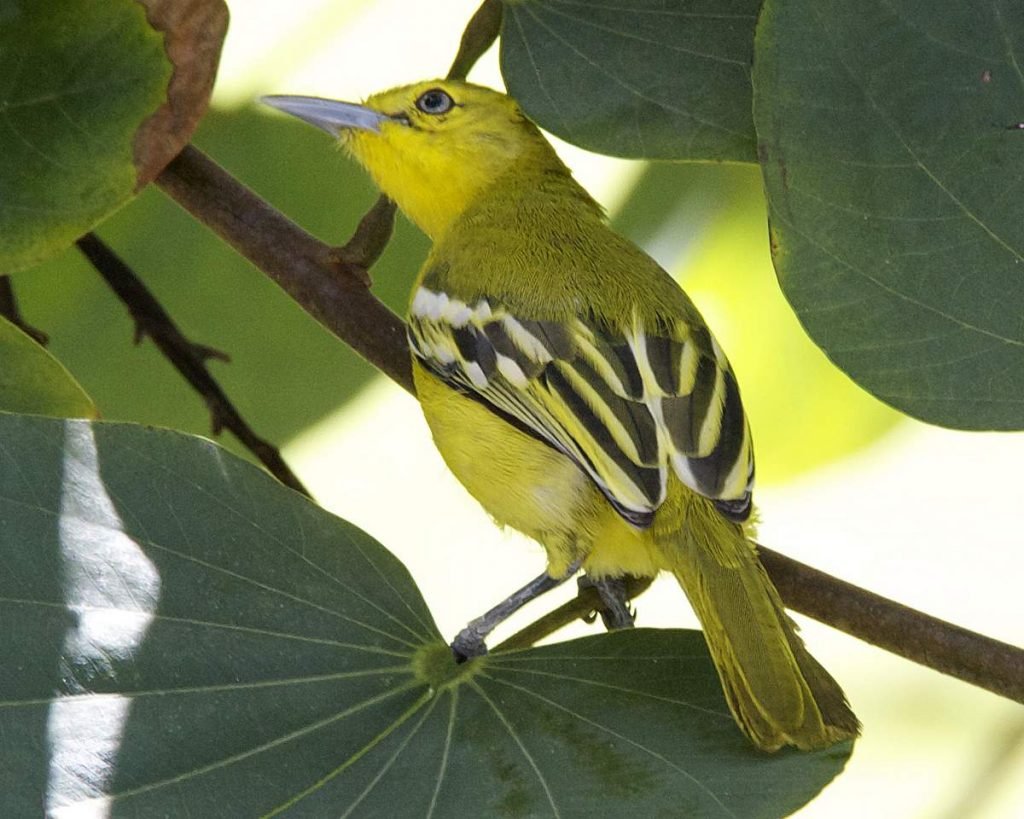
[{"xmin": 133, "ymin": 0, "xmax": 229, "ymax": 188}]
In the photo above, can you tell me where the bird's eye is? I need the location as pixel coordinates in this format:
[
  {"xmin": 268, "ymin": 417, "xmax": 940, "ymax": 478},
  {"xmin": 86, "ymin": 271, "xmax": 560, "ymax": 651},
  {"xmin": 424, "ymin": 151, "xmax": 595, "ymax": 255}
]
[{"xmin": 415, "ymin": 89, "xmax": 454, "ymax": 115}]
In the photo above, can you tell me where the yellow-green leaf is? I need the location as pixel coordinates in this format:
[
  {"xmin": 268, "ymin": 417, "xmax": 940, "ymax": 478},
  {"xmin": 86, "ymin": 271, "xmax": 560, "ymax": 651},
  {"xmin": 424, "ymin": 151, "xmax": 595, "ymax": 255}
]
[
  {"xmin": 0, "ymin": 314, "xmax": 95, "ymax": 417},
  {"xmin": 0, "ymin": 0, "xmax": 227, "ymax": 273}
]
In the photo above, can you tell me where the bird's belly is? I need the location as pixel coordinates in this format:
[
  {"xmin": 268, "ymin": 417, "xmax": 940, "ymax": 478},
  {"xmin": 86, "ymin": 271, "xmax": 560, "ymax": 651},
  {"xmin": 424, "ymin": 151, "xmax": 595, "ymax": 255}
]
[
  {"xmin": 414, "ymin": 363, "xmax": 587, "ymax": 541},
  {"xmin": 413, "ymin": 362, "xmax": 664, "ymax": 579}
]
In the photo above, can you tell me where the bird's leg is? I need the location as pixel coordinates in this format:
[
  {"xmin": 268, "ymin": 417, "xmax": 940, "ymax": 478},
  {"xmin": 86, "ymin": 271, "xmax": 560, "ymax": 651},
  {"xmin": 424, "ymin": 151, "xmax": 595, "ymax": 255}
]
[
  {"xmin": 452, "ymin": 559, "xmax": 583, "ymax": 662},
  {"xmin": 579, "ymin": 575, "xmax": 635, "ymax": 631}
]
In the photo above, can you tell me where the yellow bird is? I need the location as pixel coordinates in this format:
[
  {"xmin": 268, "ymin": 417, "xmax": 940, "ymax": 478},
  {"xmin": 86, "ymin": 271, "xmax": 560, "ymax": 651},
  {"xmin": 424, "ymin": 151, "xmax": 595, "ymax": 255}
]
[{"xmin": 263, "ymin": 80, "xmax": 859, "ymax": 752}]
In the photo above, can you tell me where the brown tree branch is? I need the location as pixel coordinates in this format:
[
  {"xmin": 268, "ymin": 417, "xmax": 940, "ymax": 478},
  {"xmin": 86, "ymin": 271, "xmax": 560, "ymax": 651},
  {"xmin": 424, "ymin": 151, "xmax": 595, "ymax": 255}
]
[
  {"xmin": 154, "ymin": 145, "xmax": 1024, "ymax": 704},
  {"xmin": 156, "ymin": 146, "xmax": 413, "ymax": 393},
  {"xmin": 757, "ymin": 545, "xmax": 1024, "ymax": 702},
  {"xmin": 75, "ymin": 232, "xmax": 310, "ymax": 498},
  {"xmin": 496, "ymin": 552, "xmax": 1024, "ymax": 705}
]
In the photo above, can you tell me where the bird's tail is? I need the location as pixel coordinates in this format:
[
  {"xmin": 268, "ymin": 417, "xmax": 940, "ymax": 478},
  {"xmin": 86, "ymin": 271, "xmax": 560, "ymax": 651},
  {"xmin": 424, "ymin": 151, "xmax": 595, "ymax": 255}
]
[{"xmin": 662, "ymin": 501, "xmax": 860, "ymax": 751}]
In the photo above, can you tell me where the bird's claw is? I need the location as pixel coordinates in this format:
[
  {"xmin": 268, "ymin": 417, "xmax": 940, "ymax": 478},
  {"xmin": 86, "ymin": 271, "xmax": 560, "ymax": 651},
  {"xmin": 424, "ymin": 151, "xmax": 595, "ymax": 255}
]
[
  {"xmin": 578, "ymin": 575, "xmax": 635, "ymax": 631},
  {"xmin": 451, "ymin": 628, "xmax": 488, "ymax": 663}
]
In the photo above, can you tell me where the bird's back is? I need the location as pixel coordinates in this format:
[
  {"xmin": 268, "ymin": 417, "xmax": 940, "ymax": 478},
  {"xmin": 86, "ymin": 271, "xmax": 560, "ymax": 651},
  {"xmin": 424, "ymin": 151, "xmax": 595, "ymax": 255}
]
[{"xmin": 422, "ymin": 163, "xmax": 709, "ymax": 336}]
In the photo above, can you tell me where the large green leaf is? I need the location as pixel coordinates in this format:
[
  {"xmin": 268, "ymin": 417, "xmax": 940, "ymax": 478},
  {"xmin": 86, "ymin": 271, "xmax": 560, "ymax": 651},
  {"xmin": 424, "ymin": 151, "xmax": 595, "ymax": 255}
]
[
  {"xmin": 0, "ymin": 315, "xmax": 95, "ymax": 417},
  {"xmin": 500, "ymin": 0, "xmax": 760, "ymax": 160},
  {"xmin": 754, "ymin": 0, "xmax": 1024, "ymax": 429},
  {"xmin": 0, "ymin": 0, "xmax": 169, "ymax": 271},
  {"xmin": 0, "ymin": 414, "xmax": 850, "ymax": 816},
  {"xmin": 0, "ymin": 0, "xmax": 227, "ymax": 273}
]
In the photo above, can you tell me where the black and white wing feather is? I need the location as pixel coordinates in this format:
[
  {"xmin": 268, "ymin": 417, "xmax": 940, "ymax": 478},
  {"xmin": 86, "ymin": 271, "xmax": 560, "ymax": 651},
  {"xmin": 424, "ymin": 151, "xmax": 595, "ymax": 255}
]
[{"xmin": 408, "ymin": 286, "xmax": 753, "ymax": 527}]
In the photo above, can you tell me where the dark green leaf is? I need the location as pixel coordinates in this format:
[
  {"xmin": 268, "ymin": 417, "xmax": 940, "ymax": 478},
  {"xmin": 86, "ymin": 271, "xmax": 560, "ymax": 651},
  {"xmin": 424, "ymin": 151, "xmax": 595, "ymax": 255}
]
[
  {"xmin": 457, "ymin": 637, "xmax": 851, "ymax": 818},
  {"xmin": 500, "ymin": 0, "xmax": 760, "ymax": 160},
  {"xmin": 0, "ymin": 0, "xmax": 171, "ymax": 272},
  {"xmin": 0, "ymin": 315, "xmax": 95, "ymax": 417},
  {"xmin": 610, "ymin": 163, "xmax": 900, "ymax": 482},
  {"xmin": 754, "ymin": 0, "xmax": 1024, "ymax": 429},
  {"xmin": 0, "ymin": 415, "xmax": 849, "ymax": 816}
]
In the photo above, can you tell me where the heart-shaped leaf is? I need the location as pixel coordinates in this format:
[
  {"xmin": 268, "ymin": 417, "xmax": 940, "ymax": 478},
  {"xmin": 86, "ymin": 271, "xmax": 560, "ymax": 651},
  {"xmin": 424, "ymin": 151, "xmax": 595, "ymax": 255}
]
[
  {"xmin": 754, "ymin": 0, "xmax": 1024, "ymax": 429},
  {"xmin": 0, "ymin": 414, "xmax": 850, "ymax": 816}
]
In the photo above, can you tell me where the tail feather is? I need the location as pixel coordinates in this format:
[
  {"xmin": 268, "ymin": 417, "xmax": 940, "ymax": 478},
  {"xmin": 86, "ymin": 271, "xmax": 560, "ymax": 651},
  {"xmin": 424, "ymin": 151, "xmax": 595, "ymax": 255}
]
[{"xmin": 665, "ymin": 502, "xmax": 860, "ymax": 751}]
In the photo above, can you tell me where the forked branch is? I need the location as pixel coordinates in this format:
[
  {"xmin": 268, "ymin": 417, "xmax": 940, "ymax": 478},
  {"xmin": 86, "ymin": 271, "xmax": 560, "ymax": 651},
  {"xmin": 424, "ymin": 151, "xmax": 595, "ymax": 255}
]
[{"xmin": 76, "ymin": 232, "xmax": 309, "ymax": 497}]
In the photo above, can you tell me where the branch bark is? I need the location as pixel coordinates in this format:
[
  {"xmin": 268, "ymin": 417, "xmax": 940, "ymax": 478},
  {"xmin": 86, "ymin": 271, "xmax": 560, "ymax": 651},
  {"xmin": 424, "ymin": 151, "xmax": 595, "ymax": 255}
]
[
  {"xmin": 757, "ymin": 545, "xmax": 1024, "ymax": 702},
  {"xmin": 156, "ymin": 146, "xmax": 413, "ymax": 393},
  {"xmin": 155, "ymin": 145, "xmax": 1024, "ymax": 705}
]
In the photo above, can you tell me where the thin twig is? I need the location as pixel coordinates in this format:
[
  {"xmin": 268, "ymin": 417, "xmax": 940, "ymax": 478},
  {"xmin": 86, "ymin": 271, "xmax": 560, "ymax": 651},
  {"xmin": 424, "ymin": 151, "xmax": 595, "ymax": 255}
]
[
  {"xmin": 0, "ymin": 276, "xmax": 49, "ymax": 345},
  {"xmin": 447, "ymin": 0, "xmax": 503, "ymax": 81},
  {"xmin": 75, "ymin": 232, "xmax": 310, "ymax": 498},
  {"xmin": 331, "ymin": 194, "xmax": 396, "ymax": 277}
]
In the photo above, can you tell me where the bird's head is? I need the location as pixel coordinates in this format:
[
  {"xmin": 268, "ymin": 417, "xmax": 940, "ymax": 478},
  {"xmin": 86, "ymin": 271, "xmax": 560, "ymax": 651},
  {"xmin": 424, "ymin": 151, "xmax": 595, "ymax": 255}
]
[{"xmin": 263, "ymin": 80, "xmax": 562, "ymax": 239}]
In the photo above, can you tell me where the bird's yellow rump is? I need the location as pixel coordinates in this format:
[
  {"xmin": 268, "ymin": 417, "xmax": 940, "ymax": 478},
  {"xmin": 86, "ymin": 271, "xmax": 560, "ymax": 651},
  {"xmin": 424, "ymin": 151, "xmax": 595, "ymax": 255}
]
[{"xmin": 264, "ymin": 81, "xmax": 859, "ymax": 751}]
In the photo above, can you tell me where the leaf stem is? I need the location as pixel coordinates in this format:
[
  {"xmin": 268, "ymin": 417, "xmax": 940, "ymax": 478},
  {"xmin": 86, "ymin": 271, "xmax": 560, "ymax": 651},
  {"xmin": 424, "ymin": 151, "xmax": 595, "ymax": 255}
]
[{"xmin": 447, "ymin": 0, "xmax": 504, "ymax": 81}]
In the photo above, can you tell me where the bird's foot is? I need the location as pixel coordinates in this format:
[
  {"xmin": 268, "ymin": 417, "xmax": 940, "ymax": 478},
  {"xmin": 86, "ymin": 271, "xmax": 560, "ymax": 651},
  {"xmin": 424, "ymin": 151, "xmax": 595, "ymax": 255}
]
[
  {"xmin": 449, "ymin": 561, "xmax": 583, "ymax": 663},
  {"xmin": 579, "ymin": 575, "xmax": 635, "ymax": 631},
  {"xmin": 451, "ymin": 626, "xmax": 488, "ymax": 663}
]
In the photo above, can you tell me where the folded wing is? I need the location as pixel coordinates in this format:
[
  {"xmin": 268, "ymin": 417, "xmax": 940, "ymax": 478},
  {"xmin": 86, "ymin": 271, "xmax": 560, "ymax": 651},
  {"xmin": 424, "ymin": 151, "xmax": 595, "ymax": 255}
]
[{"xmin": 408, "ymin": 286, "xmax": 754, "ymax": 527}]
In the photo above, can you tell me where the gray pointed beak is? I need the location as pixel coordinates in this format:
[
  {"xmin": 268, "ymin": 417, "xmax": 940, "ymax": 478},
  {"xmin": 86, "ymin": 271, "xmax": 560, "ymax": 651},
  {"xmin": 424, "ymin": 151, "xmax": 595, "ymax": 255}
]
[{"xmin": 260, "ymin": 95, "xmax": 390, "ymax": 136}]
